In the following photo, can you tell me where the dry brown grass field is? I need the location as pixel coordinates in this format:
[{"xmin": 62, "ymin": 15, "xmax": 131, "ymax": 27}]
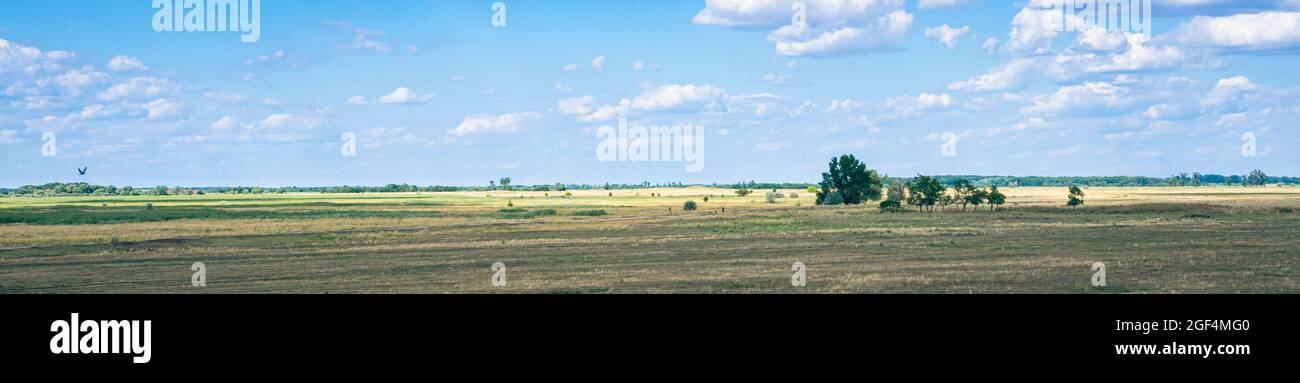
[{"xmin": 1, "ymin": 186, "xmax": 1297, "ymax": 293}]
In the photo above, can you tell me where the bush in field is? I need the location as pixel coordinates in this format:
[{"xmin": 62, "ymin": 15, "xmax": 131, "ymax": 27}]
[
  {"xmin": 703, "ymin": 196, "xmax": 709, "ymax": 202},
  {"xmin": 507, "ymin": 200, "xmax": 514, "ymax": 207},
  {"xmin": 788, "ymin": 192, "xmax": 798, "ymax": 199},
  {"xmin": 885, "ymin": 178, "xmax": 906, "ymax": 203},
  {"xmin": 765, "ymin": 191, "xmax": 779, "ymax": 203},
  {"xmin": 820, "ymin": 190, "xmax": 844, "ymax": 205},
  {"xmin": 879, "ymin": 199, "xmax": 902, "ymax": 212},
  {"xmin": 683, "ymin": 200, "xmax": 698, "ymax": 211},
  {"xmin": 1067, "ymin": 186, "xmax": 1085, "ymax": 209},
  {"xmin": 806, "ymin": 185, "xmax": 818, "ymax": 194},
  {"xmin": 816, "ymin": 154, "xmax": 883, "ymax": 205},
  {"xmin": 735, "ymin": 188, "xmax": 753, "ymax": 197}
]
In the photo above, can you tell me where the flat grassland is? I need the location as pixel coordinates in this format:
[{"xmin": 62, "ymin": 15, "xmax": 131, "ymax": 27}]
[{"xmin": 1, "ymin": 187, "xmax": 1297, "ymax": 293}]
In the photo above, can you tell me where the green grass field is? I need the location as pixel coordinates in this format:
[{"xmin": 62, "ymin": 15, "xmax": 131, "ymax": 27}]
[{"xmin": 1, "ymin": 187, "xmax": 1297, "ymax": 293}]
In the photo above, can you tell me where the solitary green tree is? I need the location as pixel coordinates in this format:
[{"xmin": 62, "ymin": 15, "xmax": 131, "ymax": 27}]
[
  {"xmin": 1067, "ymin": 186, "xmax": 1085, "ymax": 209},
  {"xmin": 815, "ymin": 154, "xmax": 883, "ymax": 205},
  {"xmin": 1247, "ymin": 169, "xmax": 1268, "ymax": 186}
]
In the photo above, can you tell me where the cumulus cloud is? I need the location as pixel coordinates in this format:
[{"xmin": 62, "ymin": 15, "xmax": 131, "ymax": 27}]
[
  {"xmin": 559, "ymin": 84, "xmax": 727, "ymax": 122},
  {"xmin": 143, "ymin": 98, "xmax": 183, "ymax": 119},
  {"xmin": 948, "ymin": 57, "xmax": 1037, "ymax": 92},
  {"xmin": 99, "ymin": 77, "xmax": 177, "ymax": 101},
  {"xmin": 694, "ymin": 0, "xmax": 914, "ymax": 57},
  {"xmin": 886, "ymin": 93, "xmax": 955, "ymax": 114},
  {"xmin": 211, "ymin": 116, "xmax": 235, "ymax": 130},
  {"xmin": 629, "ymin": 84, "xmax": 727, "ymax": 112},
  {"xmin": 591, "ymin": 56, "xmax": 606, "ymax": 72},
  {"xmin": 925, "ymin": 24, "xmax": 970, "ymax": 49},
  {"xmin": 918, "ymin": 0, "xmax": 972, "ymax": 10},
  {"xmin": 348, "ymin": 87, "xmax": 434, "ymax": 105},
  {"xmin": 1202, "ymin": 75, "xmax": 1258, "ymax": 107},
  {"xmin": 106, "ymin": 55, "xmax": 147, "ymax": 71},
  {"xmin": 37, "ymin": 66, "xmax": 108, "ymax": 95},
  {"xmin": 448, "ymin": 112, "xmax": 541, "ymax": 136},
  {"xmin": 0, "ymin": 38, "xmax": 73, "ymax": 75},
  {"xmin": 1167, "ymin": 12, "xmax": 1300, "ymax": 52},
  {"xmin": 1021, "ymin": 82, "xmax": 1137, "ymax": 116}
]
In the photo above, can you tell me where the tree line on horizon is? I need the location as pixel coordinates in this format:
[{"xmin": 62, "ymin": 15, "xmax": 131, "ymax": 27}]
[{"xmin": 3, "ymin": 168, "xmax": 1292, "ymax": 197}]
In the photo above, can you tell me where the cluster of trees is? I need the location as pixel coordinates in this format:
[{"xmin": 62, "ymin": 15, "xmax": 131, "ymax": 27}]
[
  {"xmin": 9, "ymin": 183, "xmax": 148, "ymax": 196},
  {"xmin": 813, "ymin": 155, "xmax": 1008, "ymax": 212}
]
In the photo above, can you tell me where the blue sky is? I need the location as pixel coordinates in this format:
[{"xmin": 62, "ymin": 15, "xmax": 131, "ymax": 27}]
[{"xmin": 2, "ymin": 0, "xmax": 1298, "ymax": 187}]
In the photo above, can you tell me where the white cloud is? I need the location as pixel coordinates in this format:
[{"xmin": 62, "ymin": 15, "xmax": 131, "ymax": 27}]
[
  {"xmin": 628, "ymin": 84, "xmax": 727, "ymax": 112},
  {"xmin": 78, "ymin": 104, "xmax": 124, "ymax": 120},
  {"xmin": 143, "ymin": 98, "xmax": 183, "ymax": 119},
  {"xmin": 982, "ymin": 37, "xmax": 1000, "ymax": 54},
  {"xmin": 448, "ymin": 112, "xmax": 541, "ymax": 136},
  {"xmin": 825, "ymin": 99, "xmax": 866, "ymax": 113},
  {"xmin": 1003, "ymin": 5, "xmax": 1090, "ymax": 54},
  {"xmin": 1168, "ymin": 11, "xmax": 1300, "ymax": 51},
  {"xmin": 559, "ymin": 84, "xmax": 728, "ymax": 122},
  {"xmin": 591, "ymin": 56, "xmax": 606, "ymax": 72},
  {"xmin": 562, "ymin": 63, "xmax": 578, "ymax": 72},
  {"xmin": 349, "ymin": 87, "xmax": 434, "ymax": 105},
  {"xmin": 772, "ymin": 10, "xmax": 913, "ymax": 57},
  {"xmin": 948, "ymin": 57, "xmax": 1037, "ymax": 92},
  {"xmin": 918, "ymin": 0, "xmax": 972, "ymax": 10},
  {"xmin": 557, "ymin": 96, "xmax": 596, "ymax": 116},
  {"xmin": 924, "ymin": 24, "xmax": 970, "ymax": 49},
  {"xmin": 695, "ymin": 0, "xmax": 914, "ymax": 57},
  {"xmin": 38, "ymin": 66, "xmax": 108, "ymax": 95},
  {"xmin": 1022, "ymin": 82, "xmax": 1136, "ymax": 116},
  {"xmin": 106, "ymin": 55, "xmax": 147, "ymax": 71},
  {"xmin": 886, "ymin": 92, "xmax": 955, "ymax": 114},
  {"xmin": 1202, "ymin": 75, "xmax": 1257, "ymax": 106},
  {"xmin": 99, "ymin": 77, "xmax": 177, "ymax": 101},
  {"xmin": 211, "ymin": 116, "xmax": 235, "ymax": 130},
  {"xmin": 0, "ymin": 38, "xmax": 72, "ymax": 75}
]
